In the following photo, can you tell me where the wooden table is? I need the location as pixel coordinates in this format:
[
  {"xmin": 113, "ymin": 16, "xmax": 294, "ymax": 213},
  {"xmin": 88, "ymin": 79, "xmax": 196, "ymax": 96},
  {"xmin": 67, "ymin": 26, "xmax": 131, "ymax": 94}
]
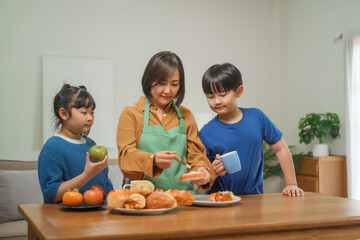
[{"xmin": 18, "ymin": 192, "xmax": 360, "ymax": 240}]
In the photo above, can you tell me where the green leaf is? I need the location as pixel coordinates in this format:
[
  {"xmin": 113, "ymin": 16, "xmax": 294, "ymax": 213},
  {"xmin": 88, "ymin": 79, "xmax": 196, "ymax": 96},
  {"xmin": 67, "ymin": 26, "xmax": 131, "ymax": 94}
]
[
  {"xmin": 319, "ymin": 120, "xmax": 332, "ymax": 134},
  {"xmin": 298, "ymin": 117, "xmax": 307, "ymax": 129},
  {"xmin": 331, "ymin": 125, "xmax": 340, "ymax": 138},
  {"xmin": 299, "ymin": 129, "xmax": 314, "ymax": 144},
  {"xmin": 326, "ymin": 113, "xmax": 340, "ymax": 124}
]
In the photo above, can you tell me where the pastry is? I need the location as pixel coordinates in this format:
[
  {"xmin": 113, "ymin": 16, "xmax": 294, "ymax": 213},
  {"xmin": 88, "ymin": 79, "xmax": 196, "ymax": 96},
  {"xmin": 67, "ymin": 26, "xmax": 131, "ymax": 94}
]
[
  {"xmin": 106, "ymin": 190, "xmax": 129, "ymax": 208},
  {"xmin": 145, "ymin": 191, "xmax": 177, "ymax": 209},
  {"xmin": 124, "ymin": 193, "xmax": 146, "ymax": 209},
  {"xmin": 209, "ymin": 191, "xmax": 235, "ymax": 202},
  {"xmin": 165, "ymin": 189, "xmax": 194, "ymax": 205},
  {"xmin": 129, "ymin": 180, "xmax": 155, "ymax": 196}
]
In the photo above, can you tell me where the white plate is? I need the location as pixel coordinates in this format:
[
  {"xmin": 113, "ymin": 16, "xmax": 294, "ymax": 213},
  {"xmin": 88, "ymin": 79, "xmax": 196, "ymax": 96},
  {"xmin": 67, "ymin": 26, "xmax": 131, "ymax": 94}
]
[
  {"xmin": 110, "ymin": 206, "xmax": 177, "ymax": 215},
  {"xmin": 192, "ymin": 195, "xmax": 241, "ymax": 207}
]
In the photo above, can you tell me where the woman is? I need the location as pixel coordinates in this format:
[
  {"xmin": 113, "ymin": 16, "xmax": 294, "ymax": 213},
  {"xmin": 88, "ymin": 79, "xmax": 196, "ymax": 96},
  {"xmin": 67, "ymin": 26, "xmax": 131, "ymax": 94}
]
[{"xmin": 116, "ymin": 51, "xmax": 216, "ymax": 193}]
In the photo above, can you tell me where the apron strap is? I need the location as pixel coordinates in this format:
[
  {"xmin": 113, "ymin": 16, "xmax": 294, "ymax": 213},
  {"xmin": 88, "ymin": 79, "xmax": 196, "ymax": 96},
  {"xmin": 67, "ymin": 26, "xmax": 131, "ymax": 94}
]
[
  {"xmin": 143, "ymin": 98, "xmax": 151, "ymax": 129},
  {"xmin": 173, "ymin": 102, "xmax": 187, "ymax": 135},
  {"xmin": 144, "ymin": 98, "xmax": 186, "ymax": 135}
]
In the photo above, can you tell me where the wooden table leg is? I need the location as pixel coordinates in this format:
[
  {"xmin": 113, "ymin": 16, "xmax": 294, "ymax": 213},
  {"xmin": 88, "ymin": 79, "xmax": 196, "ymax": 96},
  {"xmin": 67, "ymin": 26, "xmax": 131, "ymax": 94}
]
[{"xmin": 27, "ymin": 224, "xmax": 40, "ymax": 240}]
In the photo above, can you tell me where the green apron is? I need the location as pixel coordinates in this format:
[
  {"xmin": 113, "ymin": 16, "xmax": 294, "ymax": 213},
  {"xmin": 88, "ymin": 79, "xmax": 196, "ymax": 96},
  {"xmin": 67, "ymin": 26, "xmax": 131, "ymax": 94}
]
[{"xmin": 139, "ymin": 99, "xmax": 194, "ymax": 193}]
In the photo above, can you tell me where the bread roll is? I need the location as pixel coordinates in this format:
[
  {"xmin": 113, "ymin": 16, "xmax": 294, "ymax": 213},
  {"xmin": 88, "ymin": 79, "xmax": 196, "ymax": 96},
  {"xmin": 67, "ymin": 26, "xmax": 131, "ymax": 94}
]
[
  {"xmin": 145, "ymin": 191, "xmax": 177, "ymax": 209},
  {"xmin": 124, "ymin": 193, "xmax": 146, "ymax": 209},
  {"xmin": 166, "ymin": 189, "xmax": 194, "ymax": 205},
  {"xmin": 106, "ymin": 190, "xmax": 129, "ymax": 208},
  {"xmin": 130, "ymin": 180, "xmax": 155, "ymax": 196},
  {"xmin": 209, "ymin": 191, "xmax": 235, "ymax": 202}
]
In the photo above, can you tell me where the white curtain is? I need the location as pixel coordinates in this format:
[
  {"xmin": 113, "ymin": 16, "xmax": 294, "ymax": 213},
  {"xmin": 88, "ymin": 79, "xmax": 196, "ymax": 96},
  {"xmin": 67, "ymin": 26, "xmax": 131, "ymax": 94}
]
[{"xmin": 344, "ymin": 30, "xmax": 360, "ymax": 200}]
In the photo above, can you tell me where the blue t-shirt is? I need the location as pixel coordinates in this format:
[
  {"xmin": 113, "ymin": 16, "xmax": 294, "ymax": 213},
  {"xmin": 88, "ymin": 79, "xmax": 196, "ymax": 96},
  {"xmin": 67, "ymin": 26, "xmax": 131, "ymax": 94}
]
[
  {"xmin": 38, "ymin": 136, "xmax": 113, "ymax": 203},
  {"xmin": 199, "ymin": 108, "xmax": 282, "ymax": 195}
]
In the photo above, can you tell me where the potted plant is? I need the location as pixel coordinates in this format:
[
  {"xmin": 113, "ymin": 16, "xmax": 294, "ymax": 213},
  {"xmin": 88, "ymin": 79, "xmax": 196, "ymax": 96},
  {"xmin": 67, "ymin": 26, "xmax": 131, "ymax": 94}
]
[
  {"xmin": 298, "ymin": 113, "xmax": 340, "ymax": 157},
  {"xmin": 263, "ymin": 142, "xmax": 303, "ymax": 180}
]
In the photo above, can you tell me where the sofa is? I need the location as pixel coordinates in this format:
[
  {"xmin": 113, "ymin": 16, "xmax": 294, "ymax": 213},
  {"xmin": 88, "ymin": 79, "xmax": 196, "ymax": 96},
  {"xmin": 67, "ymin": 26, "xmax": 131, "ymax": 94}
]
[{"xmin": 0, "ymin": 159, "xmax": 123, "ymax": 240}]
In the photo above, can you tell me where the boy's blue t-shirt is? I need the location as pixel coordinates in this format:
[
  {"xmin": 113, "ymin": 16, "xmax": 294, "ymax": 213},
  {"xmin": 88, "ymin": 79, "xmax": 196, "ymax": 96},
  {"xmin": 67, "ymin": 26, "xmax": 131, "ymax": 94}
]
[
  {"xmin": 199, "ymin": 108, "xmax": 282, "ymax": 195},
  {"xmin": 38, "ymin": 136, "xmax": 114, "ymax": 203}
]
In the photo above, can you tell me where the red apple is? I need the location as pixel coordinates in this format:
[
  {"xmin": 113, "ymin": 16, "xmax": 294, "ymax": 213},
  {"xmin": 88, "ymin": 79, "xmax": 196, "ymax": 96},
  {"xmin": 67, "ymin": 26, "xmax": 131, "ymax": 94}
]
[
  {"xmin": 83, "ymin": 189, "xmax": 104, "ymax": 206},
  {"xmin": 90, "ymin": 184, "xmax": 106, "ymax": 198}
]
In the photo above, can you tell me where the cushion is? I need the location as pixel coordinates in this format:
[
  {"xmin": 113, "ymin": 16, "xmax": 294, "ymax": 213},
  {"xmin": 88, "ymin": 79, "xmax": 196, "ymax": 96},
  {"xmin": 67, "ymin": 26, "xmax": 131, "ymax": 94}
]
[
  {"xmin": 108, "ymin": 164, "xmax": 123, "ymax": 190},
  {"xmin": 0, "ymin": 220, "xmax": 27, "ymax": 239},
  {"xmin": 0, "ymin": 160, "xmax": 37, "ymax": 171},
  {"xmin": 0, "ymin": 170, "xmax": 43, "ymax": 223}
]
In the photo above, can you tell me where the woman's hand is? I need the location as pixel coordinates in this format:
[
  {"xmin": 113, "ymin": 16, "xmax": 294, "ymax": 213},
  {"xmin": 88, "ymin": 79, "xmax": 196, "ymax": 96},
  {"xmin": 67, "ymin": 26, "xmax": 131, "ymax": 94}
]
[
  {"xmin": 191, "ymin": 166, "xmax": 211, "ymax": 186},
  {"xmin": 212, "ymin": 154, "xmax": 226, "ymax": 176},
  {"xmin": 282, "ymin": 185, "xmax": 304, "ymax": 197},
  {"xmin": 84, "ymin": 152, "xmax": 109, "ymax": 178},
  {"xmin": 154, "ymin": 151, "xmax": 177, "ymax": 169}
]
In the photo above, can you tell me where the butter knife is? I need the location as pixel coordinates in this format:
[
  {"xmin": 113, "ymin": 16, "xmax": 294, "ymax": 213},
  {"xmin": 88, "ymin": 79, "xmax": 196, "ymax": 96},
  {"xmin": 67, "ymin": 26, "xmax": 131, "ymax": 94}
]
[{"xmin": 174, "ymin": 156, "xmax": 191, "ymax": 170}]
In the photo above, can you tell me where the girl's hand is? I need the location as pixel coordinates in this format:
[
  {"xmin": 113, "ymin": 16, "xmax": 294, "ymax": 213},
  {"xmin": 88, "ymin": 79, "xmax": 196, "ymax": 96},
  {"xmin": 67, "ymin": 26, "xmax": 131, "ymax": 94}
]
[
  {"xmin": 191, "ymin": 166, "xmax": 211, "ymax": 186},
  {"xmin": 154, "ymin": 151, "xmax": 177, "ymax": 169},
  {"xmin": 212, "ymin": 154, "xmax": 226, "ymax": 176},
  {"xmin": 282, "ymin": 185, "xmax": 304, "ymax": 197},
  {"xmin": 84, "ymin": 152, "xmax": 109, "ymax": 178}
]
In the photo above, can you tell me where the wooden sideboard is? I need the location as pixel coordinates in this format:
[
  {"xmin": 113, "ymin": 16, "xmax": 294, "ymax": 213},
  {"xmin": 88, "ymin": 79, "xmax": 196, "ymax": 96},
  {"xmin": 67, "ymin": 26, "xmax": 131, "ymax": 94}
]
[{"xmin": 296, "ymin": 155, "xmax": 347, "ymax": 197}]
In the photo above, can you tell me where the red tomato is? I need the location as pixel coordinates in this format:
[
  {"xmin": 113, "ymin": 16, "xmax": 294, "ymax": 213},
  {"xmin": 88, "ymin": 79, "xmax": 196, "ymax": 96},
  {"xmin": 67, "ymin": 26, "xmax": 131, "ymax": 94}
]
[
  {"xmin": 84, "ymin": 189, "xmax": 104, "ymax": 206},
  {"xmin": 62, "ymin": 189, "xmax": 83, "ymax": 207},
  {"xmin": 90, "ymin": 184, "xmax": 106, "ymax": 198}
]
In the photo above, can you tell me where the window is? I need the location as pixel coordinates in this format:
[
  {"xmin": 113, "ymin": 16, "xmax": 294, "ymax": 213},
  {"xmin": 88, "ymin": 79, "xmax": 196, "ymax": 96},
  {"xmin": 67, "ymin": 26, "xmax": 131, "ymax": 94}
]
[{"xmin": 344, "ymin": 30, "xmax": 360, "ymax": 200}]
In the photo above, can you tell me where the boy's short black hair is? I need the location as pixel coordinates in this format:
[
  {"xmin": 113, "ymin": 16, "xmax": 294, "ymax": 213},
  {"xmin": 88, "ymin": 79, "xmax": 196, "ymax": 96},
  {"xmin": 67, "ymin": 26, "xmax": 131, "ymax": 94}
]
[{"xmin": 202, "ymin": 63, "xmax": 242, "ymax": 94}]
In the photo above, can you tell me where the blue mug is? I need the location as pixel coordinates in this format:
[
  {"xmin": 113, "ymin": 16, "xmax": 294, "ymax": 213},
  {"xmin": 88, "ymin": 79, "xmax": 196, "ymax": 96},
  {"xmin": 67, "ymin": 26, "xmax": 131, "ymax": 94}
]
[{"xmin": 220, "ymin": 151, "xmax": 241, "ymax": 174}]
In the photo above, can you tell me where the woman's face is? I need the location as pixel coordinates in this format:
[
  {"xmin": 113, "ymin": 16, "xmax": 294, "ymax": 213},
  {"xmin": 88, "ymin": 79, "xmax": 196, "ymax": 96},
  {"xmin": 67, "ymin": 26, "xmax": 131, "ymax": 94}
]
[{"xmin": 150, "ymin": 69, "xmax": 180, "ymax": 109}]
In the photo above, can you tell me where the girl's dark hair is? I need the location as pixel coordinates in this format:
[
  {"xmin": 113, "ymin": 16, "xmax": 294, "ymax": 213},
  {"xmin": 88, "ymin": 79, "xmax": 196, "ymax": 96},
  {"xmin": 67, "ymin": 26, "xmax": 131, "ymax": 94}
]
[
  {"xmin": 141, "ymin": 51, "xmax": 185, "ymax": 106},
  {"xmin": 202, "ymin": 63, "xmax": 243, "ymax": 94},
  {"xmin": 53, "ymin": 84, "xmax": 96, "ymax": 131}
]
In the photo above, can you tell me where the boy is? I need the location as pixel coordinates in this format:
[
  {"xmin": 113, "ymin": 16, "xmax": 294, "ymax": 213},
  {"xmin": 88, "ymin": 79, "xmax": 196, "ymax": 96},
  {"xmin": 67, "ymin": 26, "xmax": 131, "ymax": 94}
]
[{"xmin": 199, "ymin": 63, "xmax": 303, "ymax": 197}]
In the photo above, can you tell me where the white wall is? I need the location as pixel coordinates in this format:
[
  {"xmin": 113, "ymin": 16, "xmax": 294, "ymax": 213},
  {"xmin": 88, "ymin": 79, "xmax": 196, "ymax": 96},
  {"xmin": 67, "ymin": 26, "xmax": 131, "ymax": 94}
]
[
  {"xmin": 0, "ymin": 0, "xmax": 359, "ymax": 163},
  {"xmin": 0, "ymin": 0, "xmax": 276, "ymax": 161},
  {"xmin": 277, "ymin": 0, "xmax": 360, "ymax": 155}
]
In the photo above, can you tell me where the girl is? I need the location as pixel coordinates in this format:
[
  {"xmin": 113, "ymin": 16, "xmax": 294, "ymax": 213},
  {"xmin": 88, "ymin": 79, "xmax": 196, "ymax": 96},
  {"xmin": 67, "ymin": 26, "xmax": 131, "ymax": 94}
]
[
  {"xmin": 199, "ymin": 63, "xmax": 304, "ymax": 197},
  {"xmin": 117, "ymin": 51, "xmax": 216, "ymax": 193},
  {"xmin": 38, "ymin": 84, "xmax": 113, "ymax": 203}
]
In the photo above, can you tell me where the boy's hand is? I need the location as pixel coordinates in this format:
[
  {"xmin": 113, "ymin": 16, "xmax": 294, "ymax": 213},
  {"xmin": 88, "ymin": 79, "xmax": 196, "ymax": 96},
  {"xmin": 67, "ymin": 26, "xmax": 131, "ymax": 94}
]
[
  {"xmin": 191, "ymin": 166, "xmax": 211, "ymax": 186},
  {"xmin": 282, "ymin": 185, "xmax": 304, "ymax": 197},
  {"xmin": 84, "ymin": 152, "xmax": 109, "ymax": 178},
  {"xmin": 212, "ymin": 154, "xmax": 226, "ymax": 176}
]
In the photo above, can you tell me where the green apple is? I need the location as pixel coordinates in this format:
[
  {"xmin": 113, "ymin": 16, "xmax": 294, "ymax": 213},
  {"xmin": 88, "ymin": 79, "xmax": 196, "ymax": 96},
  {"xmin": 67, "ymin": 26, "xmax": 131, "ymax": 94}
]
[{"xmin": 89, "ymin": 145, "xmax": 108, "ymax": 162}]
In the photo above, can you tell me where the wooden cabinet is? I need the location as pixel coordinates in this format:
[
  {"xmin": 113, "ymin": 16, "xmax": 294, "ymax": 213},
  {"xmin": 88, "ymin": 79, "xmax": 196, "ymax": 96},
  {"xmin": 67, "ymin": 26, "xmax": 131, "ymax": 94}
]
[{"xmin": 296, "ymin": 156, "xmax": 347, "ymax": 197}]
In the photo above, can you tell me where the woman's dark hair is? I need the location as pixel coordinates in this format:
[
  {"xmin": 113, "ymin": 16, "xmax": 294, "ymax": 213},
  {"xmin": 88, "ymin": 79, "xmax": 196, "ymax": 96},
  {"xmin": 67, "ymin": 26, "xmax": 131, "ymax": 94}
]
[
  {"xmin": 202, "ymin": 63, "xmax": 243, "ymax": 94},
  {"xmin": 141, "ymin": 51, "xmax": 185, "ymax": 106},
  {"xmin": 53, "ymin": 84, "xmax": 96, "ymax": 132}
]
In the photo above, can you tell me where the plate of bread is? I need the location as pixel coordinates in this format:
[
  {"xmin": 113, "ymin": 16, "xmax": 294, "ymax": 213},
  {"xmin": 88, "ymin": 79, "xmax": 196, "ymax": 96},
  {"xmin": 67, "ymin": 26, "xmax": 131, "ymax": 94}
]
[
  {"xmin": 192, "ymin": 191, "xmax": 241, "ymax": 207},
  {"xmin": 107, "ymin": 180, "xmax": 195, "ymax": 215}
]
